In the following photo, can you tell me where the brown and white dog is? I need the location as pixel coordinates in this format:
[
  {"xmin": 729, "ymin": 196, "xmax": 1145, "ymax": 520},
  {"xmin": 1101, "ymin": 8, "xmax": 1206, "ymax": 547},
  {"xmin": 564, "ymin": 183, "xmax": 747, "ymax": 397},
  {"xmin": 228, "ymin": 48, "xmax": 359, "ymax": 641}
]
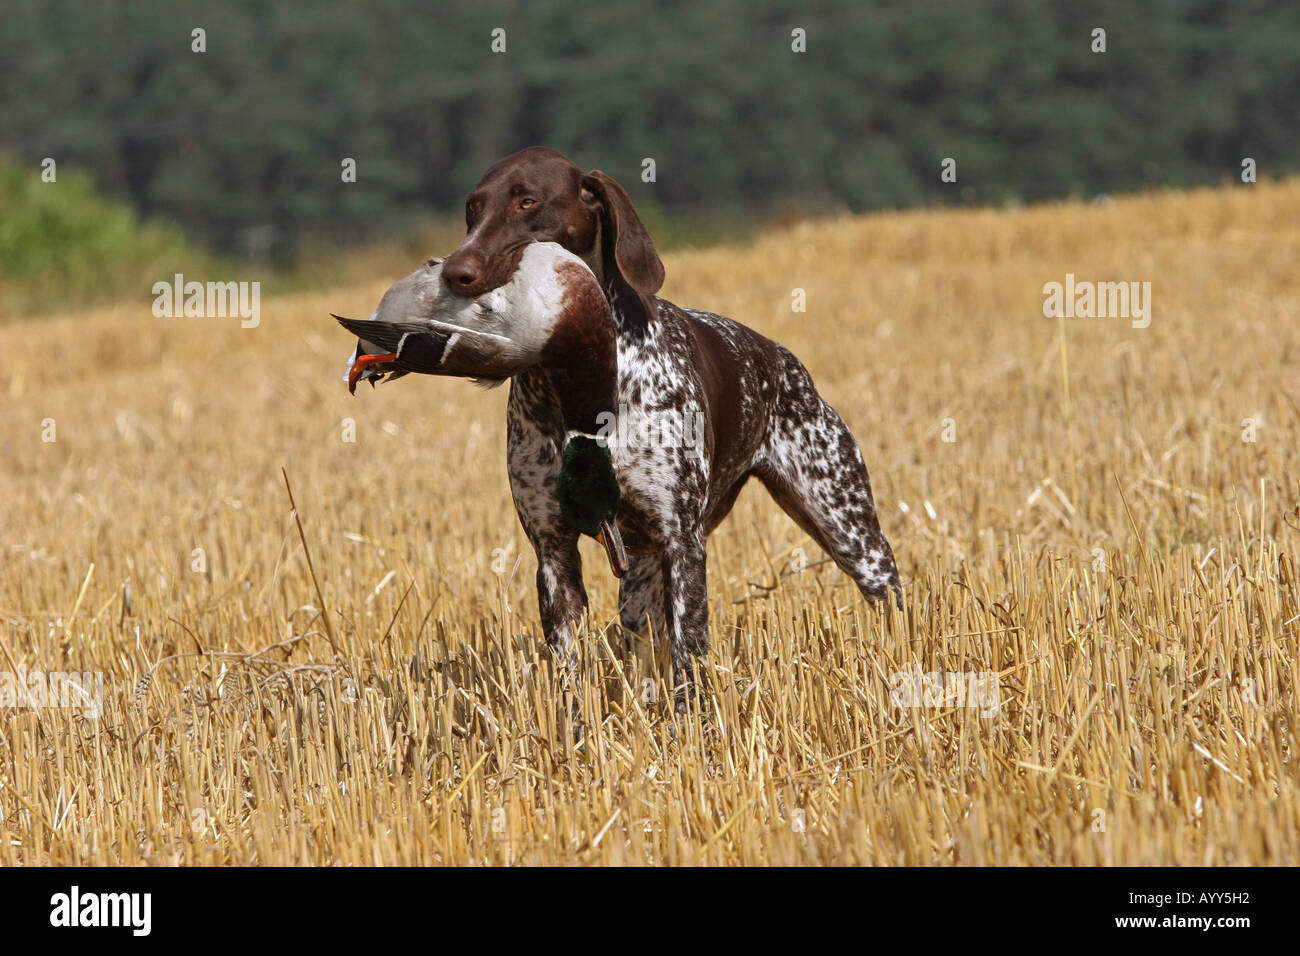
[{"xmin": 443, "ymin": 146, "xmax": 901, "ymax": 707}]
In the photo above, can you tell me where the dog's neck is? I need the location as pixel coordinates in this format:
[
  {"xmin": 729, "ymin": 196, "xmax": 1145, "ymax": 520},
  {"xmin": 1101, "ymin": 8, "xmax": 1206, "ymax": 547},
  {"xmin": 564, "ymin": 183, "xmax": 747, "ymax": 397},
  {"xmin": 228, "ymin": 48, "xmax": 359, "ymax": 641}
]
[{"xmin": 603, "ymin": 280, "xmax": 657, "ymax": 344}]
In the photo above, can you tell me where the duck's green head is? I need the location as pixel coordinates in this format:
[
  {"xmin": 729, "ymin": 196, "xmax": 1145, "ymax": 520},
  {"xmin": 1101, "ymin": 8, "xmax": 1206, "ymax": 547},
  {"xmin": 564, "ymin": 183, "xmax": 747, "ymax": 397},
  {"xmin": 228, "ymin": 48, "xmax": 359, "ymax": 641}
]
[
  {"xmin": 558, "ymin": 436, "xmax": 619, "ymax": 536},
  {"xmin": 557, "ymin": 435, "xmax": 629, "ymax": 577}
]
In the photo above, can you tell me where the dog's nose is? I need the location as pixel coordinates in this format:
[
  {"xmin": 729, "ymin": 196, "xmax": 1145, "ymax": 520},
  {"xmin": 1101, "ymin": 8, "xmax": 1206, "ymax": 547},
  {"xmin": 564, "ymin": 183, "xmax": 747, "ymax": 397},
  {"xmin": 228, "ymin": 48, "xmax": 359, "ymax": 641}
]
[{"xmin": 442, "ymin": 252, "xmax": 483, "ymax": 293}]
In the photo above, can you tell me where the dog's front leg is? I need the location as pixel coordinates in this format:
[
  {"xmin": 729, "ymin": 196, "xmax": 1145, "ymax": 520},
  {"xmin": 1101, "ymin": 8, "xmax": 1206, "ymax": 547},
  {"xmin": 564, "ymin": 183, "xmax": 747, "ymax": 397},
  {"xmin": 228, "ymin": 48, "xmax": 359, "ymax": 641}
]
[
  {"xmin": 532, "ymin": 536, "xmax": 588, "ymax": 665},
  {"xmin": 661, "ymin": 530, "xmax": 709, "ymax": 714},
  {"xmin": 530, "ymin": 535, "xmax": 590, "ymax": 736}
]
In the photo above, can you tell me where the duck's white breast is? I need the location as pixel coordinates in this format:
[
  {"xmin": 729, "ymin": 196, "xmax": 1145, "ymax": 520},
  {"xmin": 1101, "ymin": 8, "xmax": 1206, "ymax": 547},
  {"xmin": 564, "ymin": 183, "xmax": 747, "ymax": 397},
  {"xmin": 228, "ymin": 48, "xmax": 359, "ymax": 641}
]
[{"xmin": 431, "ymin": 243, "xmax": 594, "ymax": 348}]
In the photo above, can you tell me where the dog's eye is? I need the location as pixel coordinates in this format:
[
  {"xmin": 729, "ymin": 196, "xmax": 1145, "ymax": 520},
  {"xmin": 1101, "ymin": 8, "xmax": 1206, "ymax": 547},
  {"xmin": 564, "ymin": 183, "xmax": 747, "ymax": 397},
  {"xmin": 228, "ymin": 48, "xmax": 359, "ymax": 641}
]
[{"xmin": 519, "ymin": 198, "xmax": 536, "ymax": 209}]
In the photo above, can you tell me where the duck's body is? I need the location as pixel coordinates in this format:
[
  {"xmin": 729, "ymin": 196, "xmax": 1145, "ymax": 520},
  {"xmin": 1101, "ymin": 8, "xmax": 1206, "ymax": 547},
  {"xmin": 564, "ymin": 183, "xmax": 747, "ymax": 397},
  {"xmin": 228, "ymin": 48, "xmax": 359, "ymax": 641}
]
[{"xmin": 336, "ymin": 243, "xmax": 628, "ymax": 590}]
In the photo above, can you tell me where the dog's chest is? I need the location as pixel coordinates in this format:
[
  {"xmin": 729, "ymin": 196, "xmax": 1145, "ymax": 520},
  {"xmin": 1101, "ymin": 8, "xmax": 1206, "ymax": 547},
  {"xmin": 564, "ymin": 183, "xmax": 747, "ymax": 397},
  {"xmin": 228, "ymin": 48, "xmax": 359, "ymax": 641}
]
[
  {"xmin": 606, "ymin": 318, "xmax": 710, "ymax": 522},
  {"xmin": 504, "ymin": 314, "xmax": 709, "ymax": 547}
]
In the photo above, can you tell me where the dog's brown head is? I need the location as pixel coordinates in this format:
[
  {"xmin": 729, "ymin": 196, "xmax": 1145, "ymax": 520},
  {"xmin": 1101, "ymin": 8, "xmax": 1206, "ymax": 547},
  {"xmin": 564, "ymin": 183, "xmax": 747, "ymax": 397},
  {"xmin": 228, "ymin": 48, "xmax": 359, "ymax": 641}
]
[{"xmin": 442, "ymin": 146, "xmax": 664, "ymax": 333}]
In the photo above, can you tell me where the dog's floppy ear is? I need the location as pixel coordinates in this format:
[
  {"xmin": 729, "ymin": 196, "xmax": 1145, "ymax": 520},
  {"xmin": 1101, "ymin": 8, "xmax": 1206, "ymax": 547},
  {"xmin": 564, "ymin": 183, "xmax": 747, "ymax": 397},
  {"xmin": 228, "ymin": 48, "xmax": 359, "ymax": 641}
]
[{"xmin": 581, "ymin": 169, "xmax": 665, "ymax": 298}]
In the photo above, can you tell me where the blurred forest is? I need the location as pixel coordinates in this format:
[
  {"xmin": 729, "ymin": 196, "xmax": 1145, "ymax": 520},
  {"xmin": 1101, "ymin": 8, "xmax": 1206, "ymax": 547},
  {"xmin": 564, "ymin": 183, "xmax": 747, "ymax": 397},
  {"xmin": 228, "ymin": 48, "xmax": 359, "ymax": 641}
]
[{"xmin": 2, "ymin": 0, "xmax": 1297, "ymax": 269}]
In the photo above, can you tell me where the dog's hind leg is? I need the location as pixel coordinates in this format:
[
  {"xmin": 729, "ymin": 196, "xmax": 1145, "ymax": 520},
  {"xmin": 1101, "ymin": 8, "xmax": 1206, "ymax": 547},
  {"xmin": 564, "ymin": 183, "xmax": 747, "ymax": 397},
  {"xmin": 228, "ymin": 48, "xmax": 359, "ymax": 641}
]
[
  {"xmin": 618, "ymin": 552, "xmax": 666, "ymax": 655},
  {"xmin": 755, "ymin": 352, "xmax": 901, "ymax": 607}
]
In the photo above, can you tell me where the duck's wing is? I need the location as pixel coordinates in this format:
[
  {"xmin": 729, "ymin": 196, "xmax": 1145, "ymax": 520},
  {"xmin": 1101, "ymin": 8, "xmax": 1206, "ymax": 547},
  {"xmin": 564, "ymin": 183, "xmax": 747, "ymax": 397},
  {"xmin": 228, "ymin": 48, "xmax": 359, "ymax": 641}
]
[{"xmin": 333, "ymin": 315, "xmax": 541, "ymax": 380}]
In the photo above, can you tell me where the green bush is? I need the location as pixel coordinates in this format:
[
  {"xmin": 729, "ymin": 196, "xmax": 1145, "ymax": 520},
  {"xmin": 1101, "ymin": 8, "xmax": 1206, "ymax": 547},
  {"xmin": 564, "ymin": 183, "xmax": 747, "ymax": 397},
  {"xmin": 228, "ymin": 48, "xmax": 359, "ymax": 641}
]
[{"xmin": 0, "ymin": 157, "xmax": 220, "ymax": 318}]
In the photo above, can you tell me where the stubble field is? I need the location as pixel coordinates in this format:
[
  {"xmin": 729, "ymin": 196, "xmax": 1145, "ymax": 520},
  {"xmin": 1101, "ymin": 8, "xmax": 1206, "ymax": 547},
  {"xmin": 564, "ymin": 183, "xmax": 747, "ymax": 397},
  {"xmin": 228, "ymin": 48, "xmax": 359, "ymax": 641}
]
[{"xmin": 2, "ymin": 179, "xmax": 1298, "ymax": 865}]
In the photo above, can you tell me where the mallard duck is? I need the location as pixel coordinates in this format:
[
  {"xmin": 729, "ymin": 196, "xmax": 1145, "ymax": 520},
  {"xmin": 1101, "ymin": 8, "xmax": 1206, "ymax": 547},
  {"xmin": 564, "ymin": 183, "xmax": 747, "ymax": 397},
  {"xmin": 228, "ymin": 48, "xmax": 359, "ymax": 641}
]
[{"xmin": 334, "ymin": 242, "xmax": 629, "ymax": 584}]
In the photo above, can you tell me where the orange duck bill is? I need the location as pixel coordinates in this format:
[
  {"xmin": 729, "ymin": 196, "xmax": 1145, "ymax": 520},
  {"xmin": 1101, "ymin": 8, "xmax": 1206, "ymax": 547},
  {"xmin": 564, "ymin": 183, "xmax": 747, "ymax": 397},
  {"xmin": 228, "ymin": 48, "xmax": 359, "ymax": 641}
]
[{"xmin": 597, "ymin": 518, "xmax": 630, "ymax": 578}]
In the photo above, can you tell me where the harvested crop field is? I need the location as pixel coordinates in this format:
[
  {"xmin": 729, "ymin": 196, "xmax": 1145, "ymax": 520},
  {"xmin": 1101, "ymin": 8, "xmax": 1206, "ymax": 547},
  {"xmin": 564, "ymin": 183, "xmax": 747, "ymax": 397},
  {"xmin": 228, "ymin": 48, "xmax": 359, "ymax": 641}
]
[{"xmin": 2, "ymin": 179, "xmax": 1298, "ymax": 865}]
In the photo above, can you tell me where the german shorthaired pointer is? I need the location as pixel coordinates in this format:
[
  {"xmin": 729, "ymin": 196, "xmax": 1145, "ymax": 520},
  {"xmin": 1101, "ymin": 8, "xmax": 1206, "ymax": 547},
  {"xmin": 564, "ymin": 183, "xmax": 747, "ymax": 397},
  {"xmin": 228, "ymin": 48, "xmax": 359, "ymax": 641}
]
[{"xmin": 443, "ymin": 146, "xmax": 901, "ymax": 706}]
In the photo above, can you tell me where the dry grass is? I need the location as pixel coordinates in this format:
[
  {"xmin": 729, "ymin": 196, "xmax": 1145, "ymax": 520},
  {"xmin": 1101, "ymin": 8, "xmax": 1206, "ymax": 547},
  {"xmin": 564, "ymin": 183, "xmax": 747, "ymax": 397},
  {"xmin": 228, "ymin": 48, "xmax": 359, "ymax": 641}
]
[{"xmin": 2, "ymin": 180, "xmax": 1298, "ymax": 865}]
